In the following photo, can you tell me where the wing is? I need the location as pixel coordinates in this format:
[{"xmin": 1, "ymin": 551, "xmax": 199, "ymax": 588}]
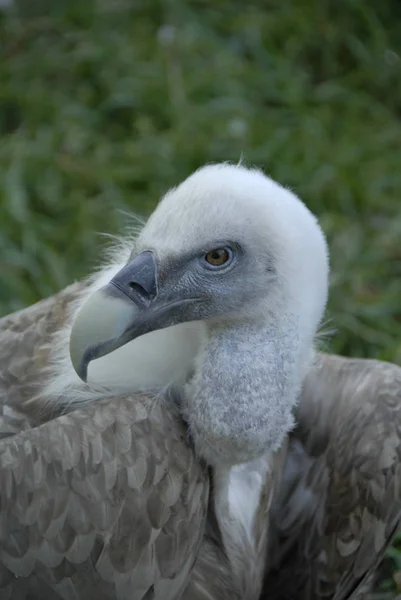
[
  {"xmin": 0, "ymin": 288, "xmax": 209, "ymax": 599},
  {"xmin": 0, "ymin": 281, "xmax": 87, "ymax": 434},
  {"xmin": 263, "ymin": 353, "xmax": 401, "ymax": 599},
  {"xmin": 0, "ymin": 393, "xmax": 208, "ymax": 600}
]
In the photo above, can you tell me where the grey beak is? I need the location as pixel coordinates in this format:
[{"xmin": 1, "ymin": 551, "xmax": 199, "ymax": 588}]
[
  {"xmin": 70, "ymin": 251, "xmax": 160, "ymax": 381},
  {"xmin": 69, "ymin": 251, "xmax": 199, "ymax": 382}
]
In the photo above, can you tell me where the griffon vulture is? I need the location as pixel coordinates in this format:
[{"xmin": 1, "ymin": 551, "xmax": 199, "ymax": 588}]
[{"xmin": 0, "ymin": 164, "xmax": 400, "ymax": 600}]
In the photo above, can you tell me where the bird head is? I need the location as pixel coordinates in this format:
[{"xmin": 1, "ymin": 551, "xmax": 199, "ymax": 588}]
[{"xmin": 70, "ymin": 164, "xmax": 328, "ymax": 389}]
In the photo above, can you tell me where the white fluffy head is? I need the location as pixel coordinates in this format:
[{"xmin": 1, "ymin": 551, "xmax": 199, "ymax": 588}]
[{"xmin": 138, "ymin": 163, "xmax": 328, "ymax": 348}]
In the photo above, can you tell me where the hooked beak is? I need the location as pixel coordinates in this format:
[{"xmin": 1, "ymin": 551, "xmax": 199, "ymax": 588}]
[{"xmin": 69, "ymin": 251, "xmax": 196, "ymax": 381}]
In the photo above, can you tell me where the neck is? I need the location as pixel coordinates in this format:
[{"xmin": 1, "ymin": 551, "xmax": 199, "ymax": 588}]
[{"xmin": 183, "ymin": 314, "xmax": 309, "ymax": 467}]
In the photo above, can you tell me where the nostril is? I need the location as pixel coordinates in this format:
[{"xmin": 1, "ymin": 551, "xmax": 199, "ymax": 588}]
[{"xmin": 129, "ymin": 281, "xmax": 148, "ymax": 297}]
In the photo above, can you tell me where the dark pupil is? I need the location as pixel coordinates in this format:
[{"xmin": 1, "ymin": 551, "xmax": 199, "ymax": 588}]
[{"xmin": 206, "ymin": 248, "xmax": 228, "ymax": 265}]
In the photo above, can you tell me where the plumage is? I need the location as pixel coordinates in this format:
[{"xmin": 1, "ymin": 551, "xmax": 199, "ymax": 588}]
[
  {"xmin": 0, "ymin": 283, "xmax": 209, "ymax": 599},
  {"xmin": 0, "ymin": 163, "xmax": 400, "ymax": 599},
  {"xmin": 264, "ymin": 354, "xmax": 401, "ymax": 599}
]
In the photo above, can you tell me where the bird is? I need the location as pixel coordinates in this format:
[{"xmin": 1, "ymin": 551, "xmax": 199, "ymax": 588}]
[
  {"xmin": 52, "ymin": 162, "xmax": 329, "ymax": 597},
  {"xmin": 0, "ymin": 163, "xmax": 400, "ymax": 600}
]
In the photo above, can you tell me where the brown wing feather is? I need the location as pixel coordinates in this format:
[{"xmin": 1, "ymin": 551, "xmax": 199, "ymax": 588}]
[
  {"xmin": 263, "ymin": 353, "xmax": 401, "ymax": 599},
  {"xmin": 0, "ymin": 288, "xmax": 210, "ymax": 599},
  {"xmin": 0, "ymin": 281, "xmax": 87, "ymax": 425},
  {"xmin": 0, "ymin": 393, "xmax": 208, "ymax": 599}
]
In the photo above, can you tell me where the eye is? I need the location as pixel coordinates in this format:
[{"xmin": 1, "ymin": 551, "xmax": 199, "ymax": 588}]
[{"xmin": 204, "ymin": 247, "xmax": 232, "ymax": 268}]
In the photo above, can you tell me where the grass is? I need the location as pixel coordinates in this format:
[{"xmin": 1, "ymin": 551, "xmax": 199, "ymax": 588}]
[{"xmin": 0, "ymin": 0, "xmax": 400, "ymax": 593}]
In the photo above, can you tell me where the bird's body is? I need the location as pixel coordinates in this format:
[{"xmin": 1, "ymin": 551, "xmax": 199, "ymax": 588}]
[{"xmin": 0, "ymin": 163, "xmax": 400, "ymax": 599}]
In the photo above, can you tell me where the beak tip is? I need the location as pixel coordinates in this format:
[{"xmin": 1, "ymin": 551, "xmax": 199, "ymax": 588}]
[
  {"xmin": 69, "ymin": 349, "xmax": 88, "ymax": 383},
  {"xmin": 77, "ymin": 363, "xmax": 89, "ymax": 383}
]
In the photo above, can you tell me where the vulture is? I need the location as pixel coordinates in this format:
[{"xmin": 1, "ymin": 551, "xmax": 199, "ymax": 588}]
[{"xmin": 0, "ymin": 163, "xmax": 400, "ymax": 600}]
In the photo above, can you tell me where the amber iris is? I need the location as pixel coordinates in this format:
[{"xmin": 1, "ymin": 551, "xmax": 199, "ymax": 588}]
[{"xmin": 205, "ymin": 248, "xmax": 230, "ymax": 266}]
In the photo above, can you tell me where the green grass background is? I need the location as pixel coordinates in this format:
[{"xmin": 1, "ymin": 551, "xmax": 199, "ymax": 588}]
[{"xmin": 0, "ymin": 0, "xmax": 400, "ymax": 594}]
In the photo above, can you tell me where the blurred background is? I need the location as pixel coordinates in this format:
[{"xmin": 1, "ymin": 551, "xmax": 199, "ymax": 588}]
[{"xmin": 0, "ymin": 0, "xmax": 400, "ymax": 594}]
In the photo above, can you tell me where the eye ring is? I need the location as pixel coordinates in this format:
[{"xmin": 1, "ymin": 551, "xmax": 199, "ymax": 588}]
[{"xmin": 203, "ymin": 247, "xmax": 233, "ymax": 269}]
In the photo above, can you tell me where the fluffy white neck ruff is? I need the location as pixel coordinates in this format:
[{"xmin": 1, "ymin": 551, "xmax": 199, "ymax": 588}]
[{"xmin": 183, "ymin": 310, "xmax": 312, "ymax": 467}]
